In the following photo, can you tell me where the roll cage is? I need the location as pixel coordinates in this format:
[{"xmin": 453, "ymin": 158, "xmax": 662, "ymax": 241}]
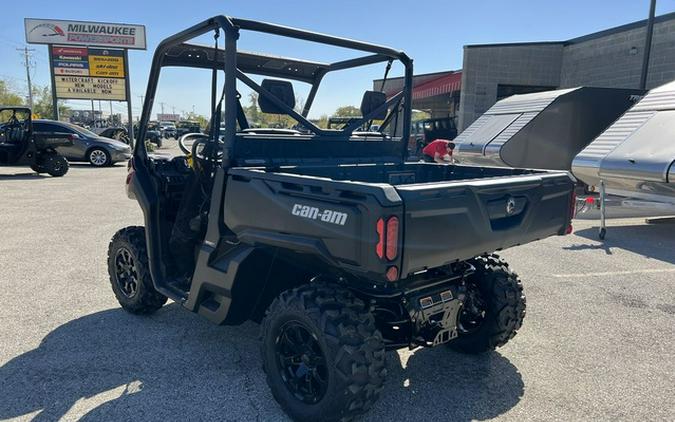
[{"xmin": 135, "ymin": 15, "xmax": 414, "ymax": 167}]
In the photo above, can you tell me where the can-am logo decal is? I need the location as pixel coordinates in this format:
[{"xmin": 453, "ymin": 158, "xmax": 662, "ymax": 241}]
[
  {"xmin": 29, "ymin": 23, "xmax": 65, "ymax": 38},
  {"xmin": 292, "ymin": 204, "xmax": 348, "ymax": 226}
]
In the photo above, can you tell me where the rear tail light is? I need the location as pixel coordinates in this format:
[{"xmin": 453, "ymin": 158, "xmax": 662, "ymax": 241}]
[
  {"xmin": 385, "ymin": 216, "xmax": 399, "ymax": 260},
  {"xmin": 375, "ymin": 218, "xmax": 385, "ymax": 259},
  {"xmin": 376, "ymin": 216, "xmax": 401, "ymax": 281},
  {"xmin": 376, "ymin": 216, "xmax": 400, "ymax": 262}
]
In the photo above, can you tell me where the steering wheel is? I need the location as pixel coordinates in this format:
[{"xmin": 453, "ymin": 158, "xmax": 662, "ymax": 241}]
[{"xmin": 178, "ymin": 133, "xmax": 224, "ymax": 162}]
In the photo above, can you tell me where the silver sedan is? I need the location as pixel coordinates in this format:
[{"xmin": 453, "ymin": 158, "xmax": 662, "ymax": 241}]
[{"xmin": 33, "ymin": 120, "xmax": 132, "ymax": 166}]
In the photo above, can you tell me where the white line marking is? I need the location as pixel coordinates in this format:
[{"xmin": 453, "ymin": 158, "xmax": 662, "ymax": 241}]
[{"xmin": 551, "ymin": 268, "xmax": 675, "ymax": 278}]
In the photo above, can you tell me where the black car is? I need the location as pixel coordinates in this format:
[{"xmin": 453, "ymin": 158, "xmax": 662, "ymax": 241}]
[{"xmin": 33, "ymin": 120, "xmax": 132, "ymax": 167}]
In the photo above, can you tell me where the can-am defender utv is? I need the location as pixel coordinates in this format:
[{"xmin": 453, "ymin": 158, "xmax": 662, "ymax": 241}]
[
  {"xmin": 0, "ymin": 107, "xmax": 70, "ymax": 177},
  {"xmin": 108, "ymin": 16, "xmax": 576, "ymax": 421}
]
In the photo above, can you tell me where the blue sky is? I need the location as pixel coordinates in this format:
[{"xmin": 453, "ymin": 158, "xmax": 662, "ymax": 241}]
[{"xmin": 2, "ymin": 0, "xmax": 674, "ymax": 119}]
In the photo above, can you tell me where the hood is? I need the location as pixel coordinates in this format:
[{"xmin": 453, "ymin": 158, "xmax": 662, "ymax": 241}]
[{"xmin": 93, "ymin": 136, "xmax": 131, "ymax": 149}]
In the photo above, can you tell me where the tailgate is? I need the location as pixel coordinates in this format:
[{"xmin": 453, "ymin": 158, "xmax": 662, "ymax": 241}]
[{"xmin": 395, "ymin": 172, "xmax": 574, "ymax": 276}]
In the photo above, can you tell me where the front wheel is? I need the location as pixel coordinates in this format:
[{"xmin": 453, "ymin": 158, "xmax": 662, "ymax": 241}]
[
  {"xmin": 88, "ymin": 147, "xmax": 111, "ymax": 166},
  {"xmin": 448, "ymin": 254, "xmax": 526, "ymax": 354},
  {"xmin": 107, "ymin": 226, "xmax": 167, "ymax": 314},
  {"xmin": 261, "ymin": 282, "xmax": 386, "ymax": 422}
]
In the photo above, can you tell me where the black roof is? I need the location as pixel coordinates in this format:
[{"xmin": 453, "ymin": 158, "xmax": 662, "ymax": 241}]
[{"xmin": 163, "ymin": 42, "xmax": 330, "ymax": 84}]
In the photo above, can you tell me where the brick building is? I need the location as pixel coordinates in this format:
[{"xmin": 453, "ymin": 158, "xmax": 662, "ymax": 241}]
[{"xmin": 376, "ymin": 12, "xmax": 675, "ymax": 132}]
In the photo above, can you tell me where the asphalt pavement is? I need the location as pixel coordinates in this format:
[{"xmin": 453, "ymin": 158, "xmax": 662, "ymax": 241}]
[{"xmin": 0, "ymin": 152, "xmax": 673, "ymax": 421}]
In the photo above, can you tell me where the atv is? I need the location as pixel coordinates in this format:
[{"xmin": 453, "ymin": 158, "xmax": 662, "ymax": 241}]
[
  {"xmin": 0, "ymin": 106, "xmax": 70, "ymax": 177},
  {"xmin": 107, "ymin": 15, "xmax": 575, "ymax": 421}
]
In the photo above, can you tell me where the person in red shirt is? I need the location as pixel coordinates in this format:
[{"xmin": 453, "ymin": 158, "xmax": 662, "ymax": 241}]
[{"xmin": 422, "ymin": 139, "xmax": 455, "ymax": 164}]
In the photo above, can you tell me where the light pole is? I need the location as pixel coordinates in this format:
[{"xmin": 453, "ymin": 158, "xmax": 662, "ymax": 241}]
[{"xmin": 640, "ymin": 0, "xmax": 657, "ymax": 90}]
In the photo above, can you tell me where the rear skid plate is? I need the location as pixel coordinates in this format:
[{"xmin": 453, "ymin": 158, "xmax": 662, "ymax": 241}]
[{"xmin": 412, "ymin": 287, "xmax": 463, "ymax": 347}]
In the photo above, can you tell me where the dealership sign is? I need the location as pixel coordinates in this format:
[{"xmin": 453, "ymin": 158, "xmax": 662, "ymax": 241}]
[
  {"xmin": 51, "ymin": 46, "xmax": 127, "ymax": 100},
  {"xmin": 55, "ymin": 76, "xmax": 126, "ymax": 101},
  {"xmin": 25, "ymin": 18, "xmax": 146, "ymax": 50}
]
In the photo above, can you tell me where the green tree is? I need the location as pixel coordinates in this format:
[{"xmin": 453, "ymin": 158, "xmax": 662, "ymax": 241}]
[
  {"xmin": 0, "ymin": 80, "xmax": 23, "ymax": 106},
  {"xmin": 333, "ymin": 105, "xmax": 361, "ymax": 117},
  {"xmin": 31, "ymin": 85, "xmax": 70, "ymax": 119},
  {"xmin": 184, "ymin": 111, "xmax": 209, "ymax": 129}
]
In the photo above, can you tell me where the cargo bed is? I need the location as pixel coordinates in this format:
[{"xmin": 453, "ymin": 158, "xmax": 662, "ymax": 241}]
[{"xmin": 224, "ymin": 162, "xmax": 575, "ymax": 281}]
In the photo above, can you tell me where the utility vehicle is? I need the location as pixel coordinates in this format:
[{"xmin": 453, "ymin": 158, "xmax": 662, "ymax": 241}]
[
  {"xmin": 107, "ymin": 15, "xmax": 576, "ymax": 421},
  {"xmin": 0, "ymin": 106, "xmax": 70, "ymax": 177}
]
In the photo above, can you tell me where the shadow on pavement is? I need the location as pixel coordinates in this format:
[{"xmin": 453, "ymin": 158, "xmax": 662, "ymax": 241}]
[
  {"xmin": 0, "ymin": 172, "xmax": 47, "ymax": 180},
  {"xmin": 568, "ymin": 223, "xmax": 675, "ymax": 265},
  {"xmin": 0, "ymin": 305, "xmax": 523, "ymax": 421},
  {"xmin": 368, "ymin": 347, "xmax": 523, "ymax": 421},
  {"xmin": 0, "ymin": 305, "xmax": 271, "ymax": 421}
]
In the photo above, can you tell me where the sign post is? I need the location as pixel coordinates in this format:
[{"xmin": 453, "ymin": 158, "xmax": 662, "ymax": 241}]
[
  {"xmin": 25, "ymin": 18, "xmax": 146, "ymax": 146},
  {"xmin": 123, "ymin": 50, "xmax": 134, "ymax": 147},
  {"xmin": 47, "ymin": 45, "xmax": 59, "ymax": 120}
]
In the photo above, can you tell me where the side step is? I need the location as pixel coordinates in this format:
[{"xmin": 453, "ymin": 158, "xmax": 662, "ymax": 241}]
[{"xmin": 182, "ymin": 242, "xmax": 254, "ymax": 324}]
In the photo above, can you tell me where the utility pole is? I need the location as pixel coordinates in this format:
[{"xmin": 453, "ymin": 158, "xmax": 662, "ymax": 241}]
[
  {"xmin": 160, "ymin": 102, "xmax": 165, "ymax": 116},
  {"xmin": 640, "ymin": 0, "xmax": 657, "ymax": 90},
  {"xmin": 17, "ymin": 47, "xmax": 35, "ymax": 109}
]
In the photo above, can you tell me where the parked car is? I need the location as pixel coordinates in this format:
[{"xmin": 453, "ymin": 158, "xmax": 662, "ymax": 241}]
[
  {"xmin": 175, "ymin": 120, "xmax": 202, "ymax": 138},
  {"xmin": 32, "ymin": 120, "xmax": 132, "ymax": 167},
  {"xmin": 159, "ymin": 121, "xmax": 177, "ymax": 139},
  {"xmin": 134, "ymin": 123, "xmax": 163, "ymax": 148}
]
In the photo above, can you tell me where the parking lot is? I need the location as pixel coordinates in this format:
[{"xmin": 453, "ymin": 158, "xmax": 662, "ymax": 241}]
[{"xmin": 0, "ymin": 154, "xmax": 674, "ymax": 422}]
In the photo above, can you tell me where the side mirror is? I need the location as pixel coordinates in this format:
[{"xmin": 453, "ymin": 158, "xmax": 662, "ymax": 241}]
[
  {"xmin": 259, "ymin": 79, "xmax": 296, "ymax": 114},
  {"xmin": 360, "ymin": 91, "xmax": 387, "ymax": 120}
]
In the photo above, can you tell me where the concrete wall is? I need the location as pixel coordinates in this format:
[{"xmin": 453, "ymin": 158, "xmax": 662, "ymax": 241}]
[
  {"xmin": 458, "ymin": 14, "xmax": 675, "ymax": 131},
  {"xmin": 560, "ymin": 19, "xmax": 675, "ymax": 89},
  {"xmin": 458, "ymin": 43, "xmax": 564, "ymax": 130}
]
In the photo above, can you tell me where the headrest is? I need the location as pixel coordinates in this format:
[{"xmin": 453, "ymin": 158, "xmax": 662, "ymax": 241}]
[
  {"xmin": 259, "ymin": 79, "xmax": 296, "ymax": 114},
  {"xmin": 360, "ymin": 91, "xmax": 387, "ymax": 120}
]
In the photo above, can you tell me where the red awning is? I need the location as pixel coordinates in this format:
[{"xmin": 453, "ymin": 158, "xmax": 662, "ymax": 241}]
[{"xmin": 412, "ymin": 72, "xmax": 462, "ymax": 100}]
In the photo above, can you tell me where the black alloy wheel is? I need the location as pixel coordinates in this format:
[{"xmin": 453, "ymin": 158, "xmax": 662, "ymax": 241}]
[
  {"xmin": 114, "ymin": 247, "xmax": 138, "ymax": 298},
  {"xmin": 275, "ymin": 320, "xmax": 329, "ymax": 404}
]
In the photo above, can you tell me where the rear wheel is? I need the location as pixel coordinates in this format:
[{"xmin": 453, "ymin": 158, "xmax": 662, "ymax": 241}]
[
  {"xmin": 88, "ymin": 147, "xmax": 111, "ymax": 166},
  {"xmin": 261, "ymin": 282, "xmax": 386, "ymax": 422},
  {"xmin": 41, "ymin": 154, "xmax": 69, "ymax": 177},
  {"xmin": 448, "ymin": 254, "xmax": 526, "ymax": 354},
  {"xmin": 107, "ymin": 226, "xmax": 167, "ymax": 314}
]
